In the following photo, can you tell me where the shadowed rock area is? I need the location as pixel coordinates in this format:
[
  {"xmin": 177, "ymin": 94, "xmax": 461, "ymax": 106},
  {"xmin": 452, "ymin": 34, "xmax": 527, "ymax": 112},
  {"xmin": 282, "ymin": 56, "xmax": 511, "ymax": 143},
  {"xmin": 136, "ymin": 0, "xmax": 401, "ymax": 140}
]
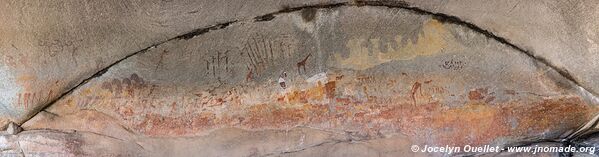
[{"xmin": 1, "ymin": 1, "xmax": 599, "ymax": 157}]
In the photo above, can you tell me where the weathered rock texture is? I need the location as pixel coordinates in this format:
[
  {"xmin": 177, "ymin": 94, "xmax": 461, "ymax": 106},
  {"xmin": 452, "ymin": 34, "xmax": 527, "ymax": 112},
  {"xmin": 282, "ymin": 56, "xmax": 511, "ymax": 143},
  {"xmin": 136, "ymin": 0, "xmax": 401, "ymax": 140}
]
[{"xmin": 1, "ymin": 0, "xmax": 599, "ymax": 157}]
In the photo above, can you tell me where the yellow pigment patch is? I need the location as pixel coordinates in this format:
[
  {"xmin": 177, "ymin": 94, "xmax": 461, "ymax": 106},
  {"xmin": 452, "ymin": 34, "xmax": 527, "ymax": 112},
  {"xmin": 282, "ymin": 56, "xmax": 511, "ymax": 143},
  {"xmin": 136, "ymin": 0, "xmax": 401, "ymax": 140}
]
[
  {"xmin": 335, "ymin": 19, "xmax": 461, "ymax": 70},
  {"xmin": 16, "ymin": 74, "xmax": 37, "ymax": 91}
]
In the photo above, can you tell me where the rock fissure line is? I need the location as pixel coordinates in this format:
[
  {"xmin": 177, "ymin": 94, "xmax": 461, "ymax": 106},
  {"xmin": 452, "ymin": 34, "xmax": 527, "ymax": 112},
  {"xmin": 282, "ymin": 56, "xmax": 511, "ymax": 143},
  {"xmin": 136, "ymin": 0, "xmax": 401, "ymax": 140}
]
[
  {"xmin": 262, "ymin": 140, "xmax": 344, "ymax": 156},
  {"xmin": 262, "ymin": 135, "xmax": 379, "ymax": 156},
  {"xmin": 253, "ymin": 2, "xmax": 348, "ymax": 22},
  {"xmin": 18, "ymin": 0, "xmax": 599, "ymax": 147},
  {"xmin": 16, "ymin": 140, "xmax": 25, "ymax": 157}
]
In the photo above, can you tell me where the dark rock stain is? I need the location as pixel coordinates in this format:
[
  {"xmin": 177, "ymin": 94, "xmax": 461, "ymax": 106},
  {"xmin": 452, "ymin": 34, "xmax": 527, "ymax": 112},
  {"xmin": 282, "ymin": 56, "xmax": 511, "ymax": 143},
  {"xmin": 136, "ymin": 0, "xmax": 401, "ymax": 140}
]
[
  {"xmin": 254, "ymin": 14, "xmax": 275, "ymax": 22},
  {"xmin": 301, "ymin": 8, "xmax": 317, "ymax": 22}
]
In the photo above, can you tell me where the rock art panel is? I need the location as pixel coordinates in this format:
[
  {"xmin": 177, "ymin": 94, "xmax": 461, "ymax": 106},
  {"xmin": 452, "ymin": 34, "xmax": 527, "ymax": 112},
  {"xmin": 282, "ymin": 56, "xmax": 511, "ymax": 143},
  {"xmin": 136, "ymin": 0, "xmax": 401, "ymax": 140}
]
[
  {"xmin": 403, "ymin": 0, "xmax": 599, "ymax": 99},
  {"xmin": 15, "ymin": 6, "xmax": 599, "ymax": 156},
  {"xmin": 0, "ymin": 0, "xmax": 346, "ymax": 128}
]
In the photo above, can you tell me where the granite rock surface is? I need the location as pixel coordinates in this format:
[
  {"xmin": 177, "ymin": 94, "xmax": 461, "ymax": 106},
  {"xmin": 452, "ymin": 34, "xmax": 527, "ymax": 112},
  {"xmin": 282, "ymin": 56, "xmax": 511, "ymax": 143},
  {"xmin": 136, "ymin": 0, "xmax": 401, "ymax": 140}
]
[{"xmin": 1, "ymin": 1, "xmax": 599, "ymax": 156}]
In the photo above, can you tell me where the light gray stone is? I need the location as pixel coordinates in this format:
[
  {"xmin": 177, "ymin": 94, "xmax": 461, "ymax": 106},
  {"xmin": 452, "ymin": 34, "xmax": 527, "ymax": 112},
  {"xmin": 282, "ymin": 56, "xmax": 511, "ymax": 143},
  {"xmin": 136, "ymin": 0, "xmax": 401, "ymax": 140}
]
[{"xmin": 5, "ymin": 122, "xmax": 21, "ymax": 135}]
